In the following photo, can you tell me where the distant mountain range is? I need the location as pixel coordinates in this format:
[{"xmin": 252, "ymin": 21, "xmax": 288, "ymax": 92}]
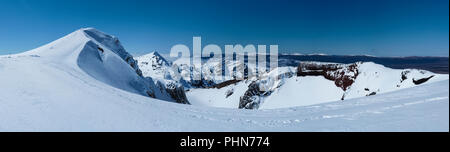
[
  {"xmin": 277, "ymin": 54, "xmax": 449, "ymax": 74},
  {"xmin": 154, "ymin": 53, "xmax": 448, "ymax": 74}
]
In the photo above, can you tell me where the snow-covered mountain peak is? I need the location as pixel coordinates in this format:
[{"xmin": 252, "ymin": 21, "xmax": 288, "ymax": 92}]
[
  {"xmin": 21, "ymin": 28, "xmax": 129, "ymax": 59},
  {"xmin": 9, "ymin": 28, "xmax": 189, "ymax": 104},
  {"xmin": 138, "ymin": 51, "xmax": 171, "ymax": 67},
  {"xmin": 136, "ymin": 52, "xmax": 190, "ymax": 103},
  {"xmin": 136, "ymin": 51, "xmax": 173, "ymax": 79}
]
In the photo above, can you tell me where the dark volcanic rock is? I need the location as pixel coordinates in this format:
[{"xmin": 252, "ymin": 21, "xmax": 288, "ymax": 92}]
[
  {"xmin": 297, "ymin": 62, "xmax": 359, "ymax": 91},
  {"xmin": 413, "ymin": 75, "xmax": 435, "ymax": 85},
  {"xmin": 401, "ymin": 71, "xmax": 410, "ymax": 82},
  {"xmin": 239, "ymin": 81, "xmax": 271, "ymax": 109},
  {"xmin": 225, "ymin": 89, "xmax": 234, "ymax": 98},
  {"xmin": 156, "ymin": 81, "xmax": 190, "ymax": 104},
  {"xmin": 367, "ymin": 92, "xmax": 377, "ymax": 96},
  {"xmin": 166, "ymin": 86, "xmax": 190, "ymax": 104},
  {"xmin": 278, "ymin": 54, "xmax": 449, "ymax": 74},
  {"xmin": 239, "ymin": 70, "xmax": 294, "ymax": 109},
  {"xmin": 212, "ymin": 79, "xmax": 242, "ymax": 89}
]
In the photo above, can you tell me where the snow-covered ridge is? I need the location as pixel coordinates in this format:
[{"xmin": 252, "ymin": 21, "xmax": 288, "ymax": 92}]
[{"xmin": 10, "ymin": 28, "xmax": 188, "ymax": 104}]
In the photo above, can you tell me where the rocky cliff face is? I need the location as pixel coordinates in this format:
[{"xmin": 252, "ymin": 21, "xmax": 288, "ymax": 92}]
[
  {"xmin": 83, "ymin": 29, "xmax": 143, "ymax": 77},
  {"xmin": 297, "ymin": 62, "xmax": 359, "ymax": 91},
  {"xmin": 174, "ymin": 58, "xmax": 252, "ymax": 89},
  {"xmin": 239, "ymin": 81, "xmax": 271, "ymax": 109},
  {"xmin": 239, "ymin": 67, "xmax": 295, "ymax": 109},
  {"xmin": 155, "ymin": 80, "xmax": 190, "ymax": 104},
  {"xmin": 139, "ymin": 54, "xmax": 253, "ymax": 90},
  {"xmin": 136, "ymin": 52, "xmax": 190, "ymax": 104}
]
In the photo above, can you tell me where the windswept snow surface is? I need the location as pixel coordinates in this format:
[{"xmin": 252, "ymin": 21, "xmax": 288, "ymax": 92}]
[
  {"xmin": 0, "ymin": 28, "xmax": 448, "ymax": 131},
  {"xmin": 12, "ymin": 28, "xmax": 165, "ymax": 100},
  {"xmin": 0, "ymin": 57, "xmax": 448, "ymax": 131},
  {"xmin": 260, "ymin": 76, "xmax": 345, "ymax": 109}
]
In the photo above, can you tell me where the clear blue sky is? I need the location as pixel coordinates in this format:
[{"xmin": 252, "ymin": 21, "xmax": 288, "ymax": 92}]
[{"xmin": 0, "ymin": 0, "xmax": 448, "ymax": 56}]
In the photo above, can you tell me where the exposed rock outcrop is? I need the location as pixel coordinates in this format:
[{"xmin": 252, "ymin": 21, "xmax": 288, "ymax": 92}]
[
  {"xmin": 401, "ymin": 71, "xmax": 409, "ymax": 82},
  {"xmin": 239, "ymin": 67, "xmax": 295, "ymax": 109},
  {"xmin": 413, "ymin": 75, "xmax": 435, "ymax": 85},
  {"xmin": 239, "ymin": 81, "xmax": 272, "ymax": 109},
  {"xmin": 136, "ymin": 52, "xmax": 191, "ymax": 104},
  {"xmin": 297, "ymin": 62, "xmax": 359, "ymax": 91},
  {"xmin": 163, "ymin": 81, "xmax": 190, "ymax": 104},
  {"xmin": 211, "ymin": 79, "xmax": 242, "ymax": 89}
]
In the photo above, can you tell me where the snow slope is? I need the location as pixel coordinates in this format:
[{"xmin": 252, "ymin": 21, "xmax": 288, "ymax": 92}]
[
  {"xmin": 187, "ymin": 81, "xmax": 248, "ymax": 108},
  {"xmin": 260, "ymin": 76, "xmax": 344, "ymax": 109},
  {"xmin": 187, "ymin": 61, "xmax": 448, "ymax": 109},
  {"xmin": 3, "ymin": 28, "xmax": 184, "ymax": 103},
  {"xmin": 0, "ymin": 56, "xmax": 448, "ymax": 131},
  {"xmin": 187, "ymin": 76, "xmax": 345, "ymax": 109},
  {"xmin": 344, "ymin": 62, "xmax": 448, "ymax": 99},
  {"xmin": 0, "ymin": 28, "xmax": 448, "ymax": 131}
]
